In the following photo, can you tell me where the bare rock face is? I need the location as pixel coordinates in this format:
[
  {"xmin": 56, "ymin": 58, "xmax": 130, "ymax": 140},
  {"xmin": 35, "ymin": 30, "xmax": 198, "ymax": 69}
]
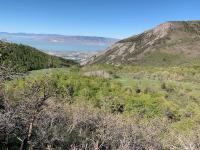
[{"xmin": 88, "ymin": 21, "xmax": 200, "ymax": 65}]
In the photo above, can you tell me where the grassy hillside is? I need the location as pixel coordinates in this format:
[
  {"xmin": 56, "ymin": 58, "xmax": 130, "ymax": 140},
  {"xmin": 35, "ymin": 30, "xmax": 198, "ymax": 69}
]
[
  {"xmin": 2, "ymin": 64, "xmax": 200, "ymax": 149},
  {"xmin": 0, "ymin": 41, "xmax": 77, "ymax": 71},
  {"xmin": 2, "ymin": 20, "xmax": 200, "ymax": 148}
]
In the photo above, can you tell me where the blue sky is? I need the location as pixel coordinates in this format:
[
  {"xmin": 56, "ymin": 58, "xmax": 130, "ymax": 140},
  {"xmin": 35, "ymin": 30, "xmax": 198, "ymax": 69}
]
[{"xmin": 0, "ymin": 0, "xmax": 200, "ymax": 38}]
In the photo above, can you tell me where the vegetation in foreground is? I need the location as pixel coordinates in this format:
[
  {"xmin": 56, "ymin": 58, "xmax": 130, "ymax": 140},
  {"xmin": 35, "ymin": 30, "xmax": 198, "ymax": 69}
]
[{"xmin": 1, "ymin": 63, "xmax": 200, "ymax": 149}]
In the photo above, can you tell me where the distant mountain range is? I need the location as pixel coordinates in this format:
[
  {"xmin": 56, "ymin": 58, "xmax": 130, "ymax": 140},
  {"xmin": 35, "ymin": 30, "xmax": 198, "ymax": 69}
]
[
  {"xmin": 88, "ymin": 20, "xmax": 200, "ymax": 66},
  {"xmin": 0, "ymin": 32, "xmax": 119, "ymax": 52}
]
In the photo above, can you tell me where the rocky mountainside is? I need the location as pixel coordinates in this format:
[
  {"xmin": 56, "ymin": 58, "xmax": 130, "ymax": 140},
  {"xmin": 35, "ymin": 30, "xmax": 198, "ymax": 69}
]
[{"xmin": 88, "ymin": 21, "xmax": 200, "ymax": 65}]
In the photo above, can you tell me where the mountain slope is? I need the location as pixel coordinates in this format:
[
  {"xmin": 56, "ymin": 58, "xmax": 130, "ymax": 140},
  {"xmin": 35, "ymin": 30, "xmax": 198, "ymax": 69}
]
[
  {"xmin": 0, "ymin": 41, "xmax": 77, "ymax": 71},
  {"xmin": 88, "ymin": 21, "xmax": 200, "ymax": 65}
]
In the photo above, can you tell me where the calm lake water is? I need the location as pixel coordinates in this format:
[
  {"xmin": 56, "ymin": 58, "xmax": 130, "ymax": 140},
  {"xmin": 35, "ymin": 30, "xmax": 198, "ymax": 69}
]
[{"xmin": 0, "ymin": 34, "xmax": 108, "ymax": 52}]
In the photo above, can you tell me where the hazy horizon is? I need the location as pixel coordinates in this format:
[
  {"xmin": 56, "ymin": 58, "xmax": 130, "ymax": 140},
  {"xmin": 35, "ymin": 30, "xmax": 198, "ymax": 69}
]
[{"xmin": 0, "ymin": 32, "xmax": 117, "ymax": 52}]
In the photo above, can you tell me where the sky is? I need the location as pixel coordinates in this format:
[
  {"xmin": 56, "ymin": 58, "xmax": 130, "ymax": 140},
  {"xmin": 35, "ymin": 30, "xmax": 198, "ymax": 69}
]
[{"xmin": 0, "ymin": 0, "xmax": 200, "ymax": 39}]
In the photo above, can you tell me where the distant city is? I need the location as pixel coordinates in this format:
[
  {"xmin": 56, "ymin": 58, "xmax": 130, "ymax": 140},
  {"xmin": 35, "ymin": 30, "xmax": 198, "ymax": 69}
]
[{"xmin": 47, "ymin": 51, "xmax": 99, "ymax": 64}]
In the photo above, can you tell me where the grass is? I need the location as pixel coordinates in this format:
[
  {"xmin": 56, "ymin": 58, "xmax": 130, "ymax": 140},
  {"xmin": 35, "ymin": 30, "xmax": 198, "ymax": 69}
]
[
  {"xmin": 137, "ymin": 51, "xmax": 193, "ymax": 66},
  {"xmin": 4, "ymin": 64, "xmax": 200, "ymax": 142}
]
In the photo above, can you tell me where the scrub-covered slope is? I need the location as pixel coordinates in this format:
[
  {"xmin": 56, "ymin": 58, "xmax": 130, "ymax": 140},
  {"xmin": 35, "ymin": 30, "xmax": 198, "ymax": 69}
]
[
  {"xmin": 0, "ymin": 41, "xmax": 77, "ymax": 71},
  {"xmin": 89, "ymin": 21, "xmax": 200, "ymax": 65}
]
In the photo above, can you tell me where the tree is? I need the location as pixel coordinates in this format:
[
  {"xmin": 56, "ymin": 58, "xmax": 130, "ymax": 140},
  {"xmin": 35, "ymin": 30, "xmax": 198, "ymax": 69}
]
[{"xmin": 0, "ymin": 66, "xmax": 58, "ymax": 149}]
